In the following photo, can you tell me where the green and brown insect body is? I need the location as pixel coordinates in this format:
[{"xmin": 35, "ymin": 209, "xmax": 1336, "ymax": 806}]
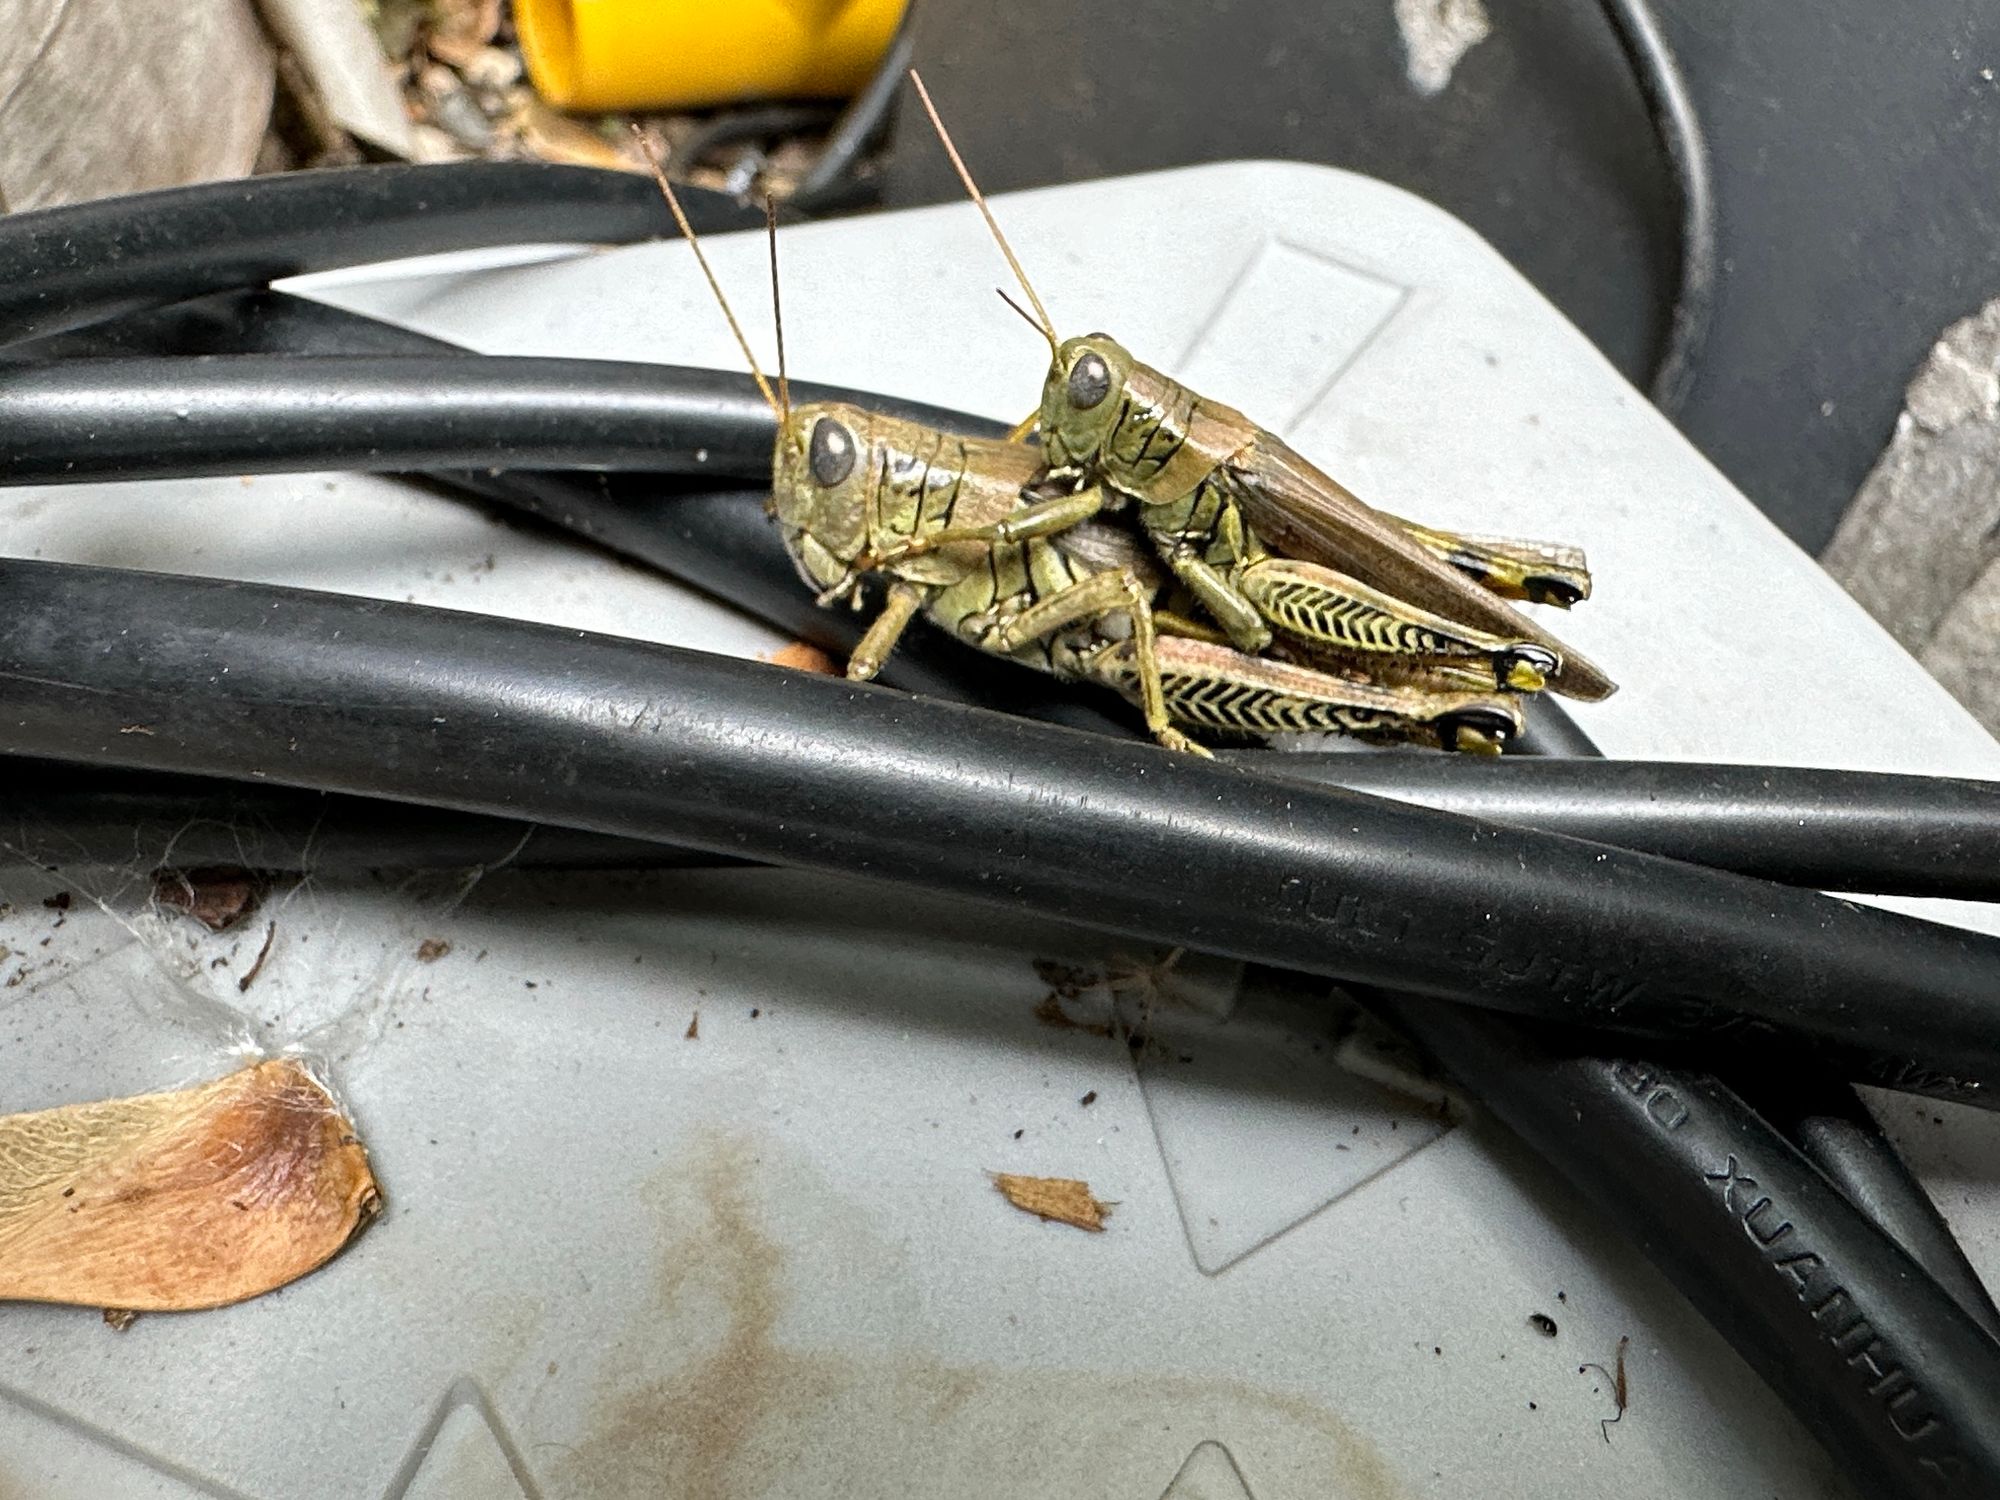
[
  {"xmin": 902, "ymin": 70, "xmax": 1611, "ymax": 701},
  {"xmin": 1036, "ymin": 333, "xmax": 1615, "ymax": 701},
  {"xmin": 771, "ymin": 402, "xmax": 1520, "ymax": 754},
  {"xmin": 1034, "ymin": 344, "xmax": 1560, "ymax": 694}
]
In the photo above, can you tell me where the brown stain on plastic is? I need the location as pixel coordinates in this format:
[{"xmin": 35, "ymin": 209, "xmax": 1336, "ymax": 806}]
[{"xmin": 554, "ymin": 1131, "xmax": 1410, "ymax": 1500}]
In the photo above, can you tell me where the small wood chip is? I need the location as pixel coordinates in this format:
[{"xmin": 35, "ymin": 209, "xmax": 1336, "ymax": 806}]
[
  {"xmin": 0, "ymin": 1060, "xmax": 380, "ymax": 1311},
  {"xmin": 685, "ymin": 1012, "xmax": 700, "ymax": 1040},
  {"xmin": 992, "ymin": 1173, "xmax": 1109, "ymax": 1232},
  {"xmin": 760, "ymin": 640, "xmax": 841, "ymax": 675}
]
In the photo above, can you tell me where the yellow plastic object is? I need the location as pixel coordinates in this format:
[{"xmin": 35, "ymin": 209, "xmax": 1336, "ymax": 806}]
[{"xmin": 517, "ymin": 0, "xmax": 909, "ymax": 114}]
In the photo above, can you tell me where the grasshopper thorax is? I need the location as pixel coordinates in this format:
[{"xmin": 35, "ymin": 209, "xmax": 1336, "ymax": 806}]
[
  {"xmin": 1038, "ymin": 333, "xmax": 1136, "ymax": 474},
  {"xmin": 771, "ymin": 401, "xmax": 876, "ymax": 592}
]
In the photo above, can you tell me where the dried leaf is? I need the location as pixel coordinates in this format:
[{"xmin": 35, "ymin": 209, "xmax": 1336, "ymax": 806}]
[
  {"xmin": 153, "ymin": 867, "xmax": 262, "ymax": 932},
  {"xmin": 761, "ymin": 641, "xmax": 841, "ymax": 675},
  {"xmin": 425, "ymin": 0, "xmax": 501, "ymax": 67},
  {"xmin": 992, "ymin": 1173, "xmax": 1109, "ymax": 1232},
  {"xmin": 415, "ymin": 938, "xmax": 451, "ymax": 963},
  {"xmin": 0, "ymin": 1060, "xmax": 380, "ymax": 1312},
  {"xmin": 509, "ymin": 97, "xmax": 640, "ymax": 172}
]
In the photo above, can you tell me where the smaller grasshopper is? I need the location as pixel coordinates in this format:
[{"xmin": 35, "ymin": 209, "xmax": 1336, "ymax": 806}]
[
  {"xmin": 907, "ymin": 73, "xmax": 1614, "ymax": 703},
  {"xmin": 637, "ymin": 141, "xmax": 1524, "ymax": 755}
]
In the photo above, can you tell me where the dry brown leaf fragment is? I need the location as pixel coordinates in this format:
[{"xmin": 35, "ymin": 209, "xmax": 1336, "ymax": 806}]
[
  {"xmin": 685, "ymin": 1012, "xmax": 700, "ymax": 1041},
  {"xmin": 992, "ymin": 1173, "xmax": 1109, "ymax": 1232},
  {"xmin": 509, "ymin": 96, "xmax": 641, "ymax": 171},
  {"xmin": 153, "ymin": 867, "xmax": 262, "ymax": 932},
  {"xmin": 415, "ymin": 938, "xmax": 451, "ymax": 963},
  {"xmin": 760, "ymin": 640, "xmax": 841, "ymax": 675},
  {"xmin": 0, "ymin": 1060, "xmax": 381, "ymax": 1312},
  {"xmin": 424, "ymin": 0, "xmax": 502, "ymax": 67}
]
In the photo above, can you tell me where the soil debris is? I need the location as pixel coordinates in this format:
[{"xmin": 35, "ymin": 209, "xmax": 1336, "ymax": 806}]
[
  {"xmin": 991, "ymin": 1173, "xmax": 1110, "ymax": 1233},
  {"xmin": 415, "ymin": 938, "xmax": 451, "ymax": 964},
  {"xmin": 685, "ymin": 1012, "xmax": 700, "ymax": 1041}
]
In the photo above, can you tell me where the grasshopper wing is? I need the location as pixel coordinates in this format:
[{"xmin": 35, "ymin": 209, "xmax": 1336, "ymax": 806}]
[{"xmin": 1226, "ymin": 432, "xmax": 1616, "ymax": 701}]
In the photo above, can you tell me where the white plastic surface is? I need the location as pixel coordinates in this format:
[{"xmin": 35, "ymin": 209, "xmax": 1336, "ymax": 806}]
[{"xmin": 4, "ymin": 161, "xmax": 1999, "ymax": 1499}]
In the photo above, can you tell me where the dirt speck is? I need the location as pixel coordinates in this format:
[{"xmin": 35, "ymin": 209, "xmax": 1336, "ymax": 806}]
[
  {"xmin": 1078, "ymin": 1091, "xmax": 1097, "ymax": 1108},
  {"xmin": 685, "ymin": 1013, "xmax": 700, "ymax": 1041},
  {"xmin": 415, "ymin": 938, "xmax": 451, "ymax": 964},
  {"xmin": 102, "ymin": 1308, "xmax": 137, "ymax": 1331}
]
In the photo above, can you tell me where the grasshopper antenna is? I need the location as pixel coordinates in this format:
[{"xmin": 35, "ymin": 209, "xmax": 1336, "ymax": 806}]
[
  {"xmin": 765, "ymin": 195, "xmax": 790, "ymax": 423},
  {"xmin": 630, "ymin": 125, "xmax": 780, "ymax": 417},
  {"xmin": 907, "ymin": 68, "xmax": 1059, "ymax": 357},
  {"xmin": 995, "ymin": 288, "xmax": 1047, "ymax": 341}
]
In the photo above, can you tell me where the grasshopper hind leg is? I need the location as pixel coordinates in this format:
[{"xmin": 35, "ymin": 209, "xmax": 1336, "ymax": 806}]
[
  {"xmin": 1089, "ymin": 636, "xmax": 1525, "ymax": 753},
  {"xmin": 1236, "ymin": 555, "xmax": 1561, "ymax": 694}
]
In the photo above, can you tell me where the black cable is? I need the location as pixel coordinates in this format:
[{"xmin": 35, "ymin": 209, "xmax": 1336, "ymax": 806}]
[
  {"xmin": 0, "ymin": 355, "xmax": 797, "ymax": 484},
  {"xmin": 788, "ymin": 2, "xmax": 917, "ymax": 212},
  {"xmin": 0, "ymin": 761, "xmax": 741, "ymax": 875},
  {"xmin": 0, "ymin": 163, "xmax": 762, "ymax": 350},
  {"xmin": 1244, "ymin": 754, "xmax": 2000, "ymax": 900},
  {"xmin": 1473, "ymin": 694, "xmax": 2000, "ymax": 1357},
  {"xmin": 1744, "ymin": 1068, "xmax": 2000, "ymax": 1345},
  {"xmin": 31, "ymin": 295, "xmax": 2000, "ymax": 1482},
  {"xmin": 1385, "ymin": 998, "xmax": 2000, "ymax": 1499},
  {"xmin": 9, "ymin": 558, "xmax": 2000, "ymax": 1104},
  {"xmin": 1596, "ymin": 0, "xmax": 1718, "ymax": 412},
  {"xmin": 10, "ymin": 289, "xmax": 1133, "ymax": 738}
]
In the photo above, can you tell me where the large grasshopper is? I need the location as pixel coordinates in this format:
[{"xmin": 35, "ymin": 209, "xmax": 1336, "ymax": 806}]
[
  {"xmin": 639, "ymin": 148, "xmax": 1525, "ymax": 755},
  {"xmin": 908, "ymin": 74, "xmax": 1615, "ymax": 704}
]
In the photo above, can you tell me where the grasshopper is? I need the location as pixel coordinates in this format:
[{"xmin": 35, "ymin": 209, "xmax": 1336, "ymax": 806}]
[
  {"xmin": 636, "ymin": 141, "xmax": 1524, "ymax": 755},
  {"xmin": 907, "ymin": 73, "xmax": 1615, "ymax": 703}
]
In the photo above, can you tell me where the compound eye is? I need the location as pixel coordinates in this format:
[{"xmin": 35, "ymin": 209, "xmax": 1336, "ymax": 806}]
[
  {"xmin": 808, "ymin": 417, "xmax": 856, "ymax": 486},
  {"xmin": 1067, "ymin": 351, "xmax": 1111, "ymax": 410}
]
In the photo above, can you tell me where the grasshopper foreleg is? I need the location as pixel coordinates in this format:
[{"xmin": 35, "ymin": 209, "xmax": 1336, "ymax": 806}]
[
  {"xmin": 847, "ymin": 581, "xmax": 928, "ymax": 681},
  {"xmin": 858, "ymin": 487, "xmax": 1110, "ymax": 573}
]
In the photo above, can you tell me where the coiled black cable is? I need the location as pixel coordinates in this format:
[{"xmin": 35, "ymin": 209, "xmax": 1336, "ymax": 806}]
[
  {"xmin": 1387, "ymin": 997, "xmax": 2000, "ymax": 1499},
  {"xmin": 1595, "ymin": 0, "xmax": 1717, "ymax": 413},
  {"xmin": 1255, "ymin": 754, "xmax": 2000, "ymax": 901},
  {"xmin": 7, "ymin": 558, "xmax": 2000, "ymax": 1105},
  {"xmin": 0, "ymin": 163, "xmax": 759, "ymax": 349}
]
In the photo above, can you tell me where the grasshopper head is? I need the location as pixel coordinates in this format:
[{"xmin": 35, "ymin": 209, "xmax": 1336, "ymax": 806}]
[
  {"xmin": 771, "ymin": 402, "xmax": 875, "ymax": 591},
  {"xmin": 1039, "ymin": 333, "xmax": 1135, "ymax": 473}
]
